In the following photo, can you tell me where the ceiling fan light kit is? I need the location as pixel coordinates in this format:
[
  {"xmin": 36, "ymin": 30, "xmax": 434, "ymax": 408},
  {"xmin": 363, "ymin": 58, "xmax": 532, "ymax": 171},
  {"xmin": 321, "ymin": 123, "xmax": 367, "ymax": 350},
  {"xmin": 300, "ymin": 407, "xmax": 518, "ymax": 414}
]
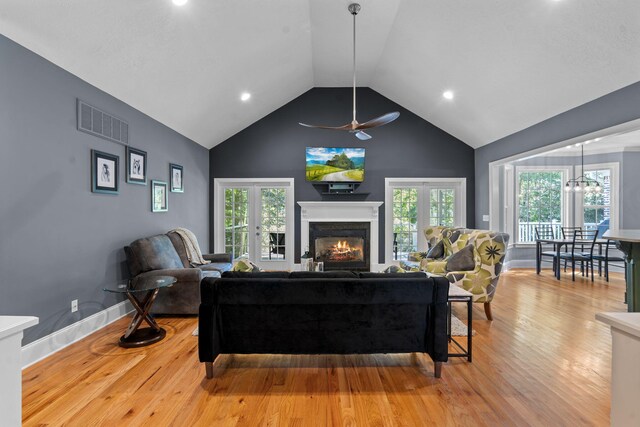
[{"xmin": 299, "ymin": 3, "xmax": 399, "ymax": 140}]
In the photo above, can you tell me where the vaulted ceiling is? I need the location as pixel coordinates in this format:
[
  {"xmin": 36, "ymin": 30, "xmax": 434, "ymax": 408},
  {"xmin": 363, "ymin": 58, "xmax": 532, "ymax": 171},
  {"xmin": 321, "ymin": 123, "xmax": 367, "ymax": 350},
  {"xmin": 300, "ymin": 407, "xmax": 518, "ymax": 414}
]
[{"xmin": 1, "ymin": 0, "xmax": 639, "ymax": 149}]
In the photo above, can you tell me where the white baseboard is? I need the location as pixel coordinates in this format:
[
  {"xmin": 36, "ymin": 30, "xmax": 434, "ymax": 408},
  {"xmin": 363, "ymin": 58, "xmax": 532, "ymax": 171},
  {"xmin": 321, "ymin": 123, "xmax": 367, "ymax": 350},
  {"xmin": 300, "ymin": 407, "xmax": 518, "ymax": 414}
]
[
  {"xmin": 21, "ymin": 300, "xmax": 133, "ymax": 369},
  {"xmin": 504, "ymin": 260, "xmax": 537, "ymax": 270}
]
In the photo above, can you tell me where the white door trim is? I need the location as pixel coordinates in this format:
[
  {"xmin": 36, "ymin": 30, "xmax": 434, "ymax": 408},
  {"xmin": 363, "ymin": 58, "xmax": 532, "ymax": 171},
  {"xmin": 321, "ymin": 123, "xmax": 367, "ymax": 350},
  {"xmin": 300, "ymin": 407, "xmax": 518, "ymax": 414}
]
[
  {"xmin": 213, "ymin": 178, "xmax": 295, "ymax": 269},
  {"xmin": 384, "ymin": 177, "xmax": 467, "ymax": 264}
]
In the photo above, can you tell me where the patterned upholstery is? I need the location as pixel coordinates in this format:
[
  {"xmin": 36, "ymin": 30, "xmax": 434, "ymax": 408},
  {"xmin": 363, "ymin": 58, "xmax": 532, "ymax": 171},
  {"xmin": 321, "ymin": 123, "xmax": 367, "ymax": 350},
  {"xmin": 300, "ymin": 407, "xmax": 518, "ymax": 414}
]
[{"xmin": 420, "ymin": 227, "xmax": 510, "ymax": 306}]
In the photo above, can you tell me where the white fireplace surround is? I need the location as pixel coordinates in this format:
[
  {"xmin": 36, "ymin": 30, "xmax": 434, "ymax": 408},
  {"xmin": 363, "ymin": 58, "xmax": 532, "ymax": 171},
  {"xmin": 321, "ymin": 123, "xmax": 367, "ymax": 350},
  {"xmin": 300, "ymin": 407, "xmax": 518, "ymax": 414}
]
[{"xmin": 298, "ymin": 201, "xmax": 384, "ymax": 271}]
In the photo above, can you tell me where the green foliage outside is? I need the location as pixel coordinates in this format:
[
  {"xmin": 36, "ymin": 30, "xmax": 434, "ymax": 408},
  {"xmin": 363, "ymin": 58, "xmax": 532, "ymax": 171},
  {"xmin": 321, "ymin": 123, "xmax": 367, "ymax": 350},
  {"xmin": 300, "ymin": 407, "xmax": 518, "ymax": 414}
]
[
  {"xmin": 393, "ymin": 188, "xmax": 419, "ymax": 256},
  {"xmin": 224, "ymin": 187, "xmax": 287, "ymax": 260},
  {"xmin": 518, "ymin": 171, "xmax": 562, "ymax": 224}
]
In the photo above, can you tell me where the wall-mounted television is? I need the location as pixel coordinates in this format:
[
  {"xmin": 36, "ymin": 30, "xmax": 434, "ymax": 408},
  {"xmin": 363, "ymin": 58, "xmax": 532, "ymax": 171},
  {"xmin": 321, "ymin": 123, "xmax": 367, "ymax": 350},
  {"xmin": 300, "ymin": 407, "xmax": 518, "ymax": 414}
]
[{"xmin": 305, "ymin": 147, "xmax": 365, "ymax": 183}]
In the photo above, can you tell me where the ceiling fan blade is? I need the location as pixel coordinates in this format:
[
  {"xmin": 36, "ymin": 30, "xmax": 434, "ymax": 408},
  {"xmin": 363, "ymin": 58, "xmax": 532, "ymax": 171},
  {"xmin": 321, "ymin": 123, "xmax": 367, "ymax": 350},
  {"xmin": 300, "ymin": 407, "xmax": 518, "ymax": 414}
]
[
  {"xmin": 355, "ymin": 131, "xmax": 372, "ymax": 140},
  {"xmin": 355, "ymin": 112, "xmax": 400, "ymax": 130},
  {"xmin": 299, "ymin": 122, "xmax": 353, "ymax": 131}
]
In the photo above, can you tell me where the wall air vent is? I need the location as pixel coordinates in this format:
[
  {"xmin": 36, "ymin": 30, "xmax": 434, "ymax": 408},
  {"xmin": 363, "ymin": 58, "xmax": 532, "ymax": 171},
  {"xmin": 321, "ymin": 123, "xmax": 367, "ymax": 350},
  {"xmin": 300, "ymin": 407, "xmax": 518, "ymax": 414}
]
[{"xmin": 77, "ymin": 99, "xmax": 129, "ymax": 145}]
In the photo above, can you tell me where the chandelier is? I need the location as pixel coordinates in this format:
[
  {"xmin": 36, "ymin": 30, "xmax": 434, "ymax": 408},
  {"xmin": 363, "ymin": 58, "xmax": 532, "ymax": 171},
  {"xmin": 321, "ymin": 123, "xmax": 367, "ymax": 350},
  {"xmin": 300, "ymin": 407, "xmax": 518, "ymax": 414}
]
[{"xmin": 565, "ymin": 143, "xmax": 601, "ymax": 193}]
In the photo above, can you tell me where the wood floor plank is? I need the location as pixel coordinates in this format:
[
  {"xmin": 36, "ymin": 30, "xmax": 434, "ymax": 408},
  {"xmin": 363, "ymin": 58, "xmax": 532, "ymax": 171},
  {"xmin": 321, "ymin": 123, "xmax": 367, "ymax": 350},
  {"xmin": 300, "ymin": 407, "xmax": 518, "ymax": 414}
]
[{"xmin": 23, "ymin": 269, "xmax": 623, "ymax": 426}]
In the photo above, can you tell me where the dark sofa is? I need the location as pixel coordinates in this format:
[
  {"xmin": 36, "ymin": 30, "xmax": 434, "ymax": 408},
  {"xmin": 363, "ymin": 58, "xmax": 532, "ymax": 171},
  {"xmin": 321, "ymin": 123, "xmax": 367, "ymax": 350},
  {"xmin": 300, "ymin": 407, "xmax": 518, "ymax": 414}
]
[
  {"xmin": 124, "ymin": 232, "xmax": 232, "ymax": 314},
  {"xmin": 198, "ymin": 271, "xmax": 450, "ymax": 378}
]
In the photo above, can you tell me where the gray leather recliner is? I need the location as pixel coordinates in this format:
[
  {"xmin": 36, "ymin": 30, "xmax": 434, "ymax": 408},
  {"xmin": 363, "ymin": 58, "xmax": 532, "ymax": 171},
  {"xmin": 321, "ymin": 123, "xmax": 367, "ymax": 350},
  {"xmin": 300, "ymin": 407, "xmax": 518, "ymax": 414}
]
[{"xmin": 124, "ymin": 232, "xmax": 232, "ymax": 314}]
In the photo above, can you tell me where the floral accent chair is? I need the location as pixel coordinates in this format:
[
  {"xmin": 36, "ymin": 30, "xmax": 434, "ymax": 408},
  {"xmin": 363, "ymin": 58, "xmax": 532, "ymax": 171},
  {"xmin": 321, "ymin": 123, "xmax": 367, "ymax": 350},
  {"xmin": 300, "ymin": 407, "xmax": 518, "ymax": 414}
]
[{"xmin": 419, "ymin": 227, "xmax": 510, "ymax": 320}]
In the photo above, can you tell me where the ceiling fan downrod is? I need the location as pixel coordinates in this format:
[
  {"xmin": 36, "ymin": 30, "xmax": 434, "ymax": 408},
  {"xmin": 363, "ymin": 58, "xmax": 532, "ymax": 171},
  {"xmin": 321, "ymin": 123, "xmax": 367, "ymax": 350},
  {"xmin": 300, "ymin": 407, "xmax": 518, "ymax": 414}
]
[{"xmin": 298, "ymin": 3, "xmax": 400, "ymax": 141}]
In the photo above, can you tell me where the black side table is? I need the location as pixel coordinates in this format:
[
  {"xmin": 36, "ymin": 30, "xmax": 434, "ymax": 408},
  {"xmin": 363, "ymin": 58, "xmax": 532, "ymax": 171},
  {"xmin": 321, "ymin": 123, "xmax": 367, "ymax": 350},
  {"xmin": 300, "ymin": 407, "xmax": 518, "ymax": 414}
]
[
  {"xmin": 104, "ymin": 275, "xmax": 176, "ymax": 348},
  {"xmin": 447, "ymin": 284, "xmax": 473, "ymax": 362}
]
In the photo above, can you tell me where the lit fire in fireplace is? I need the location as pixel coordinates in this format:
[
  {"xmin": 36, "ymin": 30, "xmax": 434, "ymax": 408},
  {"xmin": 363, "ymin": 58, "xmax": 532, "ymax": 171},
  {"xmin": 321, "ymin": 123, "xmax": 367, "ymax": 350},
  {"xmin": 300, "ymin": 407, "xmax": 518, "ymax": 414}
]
[{"xmin": 315, "ymin": 237, "xmax": 364, "ymax": 262}]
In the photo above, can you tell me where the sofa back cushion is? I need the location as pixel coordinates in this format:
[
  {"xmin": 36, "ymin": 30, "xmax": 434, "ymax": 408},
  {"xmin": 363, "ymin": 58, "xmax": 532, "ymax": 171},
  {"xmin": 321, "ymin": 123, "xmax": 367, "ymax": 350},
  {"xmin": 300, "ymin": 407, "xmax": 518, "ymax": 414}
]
[
  {"xmin": 126, "ymin": 235, "xmax": 183, "ymax": 276},
  {"xmin": 222, "ymin": 271, "xmax": 290, "ymax": 279},
  {"xmin": 359, "ymin": 272, "xmax": 427, "ymax": 279},
  {"xmin": 289, "ymin": 271, "xmax": 358, "ymax": 279}
]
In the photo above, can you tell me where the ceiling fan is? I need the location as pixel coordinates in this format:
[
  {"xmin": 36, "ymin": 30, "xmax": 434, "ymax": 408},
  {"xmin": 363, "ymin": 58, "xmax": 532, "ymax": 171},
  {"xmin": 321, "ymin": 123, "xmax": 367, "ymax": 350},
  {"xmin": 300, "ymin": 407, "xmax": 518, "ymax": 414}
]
[{"xmin": 299, "ymin": 3, "xmax": 400, "ymax": 141}]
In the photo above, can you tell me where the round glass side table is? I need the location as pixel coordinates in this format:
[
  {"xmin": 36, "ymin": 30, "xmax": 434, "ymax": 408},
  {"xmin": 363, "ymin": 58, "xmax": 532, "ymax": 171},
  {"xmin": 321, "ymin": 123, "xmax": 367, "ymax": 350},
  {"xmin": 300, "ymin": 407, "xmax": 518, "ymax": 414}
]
[{"xmin": 104, "ymin": 275, "xmax": 176, "ymax": 348}]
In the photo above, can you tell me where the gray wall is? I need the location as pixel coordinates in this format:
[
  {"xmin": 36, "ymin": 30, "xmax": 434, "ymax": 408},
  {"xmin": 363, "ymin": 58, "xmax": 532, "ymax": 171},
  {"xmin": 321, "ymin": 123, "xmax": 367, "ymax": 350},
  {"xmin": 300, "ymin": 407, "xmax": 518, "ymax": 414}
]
[
  {"xmin": 0, "ymin": 35, "xmax": 210, "ymax": 344},
  {"xmin": 209, "ymin": 87, "xmax": 475, "ymax": 264},
  {"xmin": 475, "ymin": 81, "xmax": 640, "ymax": 227}
]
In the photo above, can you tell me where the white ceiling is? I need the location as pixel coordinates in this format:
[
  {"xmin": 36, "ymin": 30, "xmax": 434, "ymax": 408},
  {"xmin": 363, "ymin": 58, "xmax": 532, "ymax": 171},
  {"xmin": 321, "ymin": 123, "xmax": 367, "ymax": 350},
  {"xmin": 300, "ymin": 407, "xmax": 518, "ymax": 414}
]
[{"xmin": 1, "ymin": 0, "xmax": 639, "ymax": 149}]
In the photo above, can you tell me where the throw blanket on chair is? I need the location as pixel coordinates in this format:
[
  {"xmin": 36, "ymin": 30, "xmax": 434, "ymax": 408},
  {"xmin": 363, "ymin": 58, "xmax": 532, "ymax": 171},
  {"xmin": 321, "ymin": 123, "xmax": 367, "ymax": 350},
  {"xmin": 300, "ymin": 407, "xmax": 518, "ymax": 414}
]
[{"xmin": 170, "ymin": 228, "xmax": 210, "ymax": 266}]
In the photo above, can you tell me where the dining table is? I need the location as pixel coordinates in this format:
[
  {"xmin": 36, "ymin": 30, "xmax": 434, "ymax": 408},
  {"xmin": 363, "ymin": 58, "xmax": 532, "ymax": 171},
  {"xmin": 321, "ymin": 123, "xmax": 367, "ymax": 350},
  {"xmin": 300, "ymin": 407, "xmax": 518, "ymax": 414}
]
[{"xmin": 535, "ymin": 237, "xmax": 610, "ymax": 280}]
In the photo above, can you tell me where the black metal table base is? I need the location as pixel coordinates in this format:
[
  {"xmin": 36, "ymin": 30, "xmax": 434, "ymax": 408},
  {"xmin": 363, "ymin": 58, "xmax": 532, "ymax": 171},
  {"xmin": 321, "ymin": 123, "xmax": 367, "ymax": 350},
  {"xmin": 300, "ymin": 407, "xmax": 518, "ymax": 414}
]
[{"xmin": 447, "ymin": 296, "xmax": 472, "ymax": 362}]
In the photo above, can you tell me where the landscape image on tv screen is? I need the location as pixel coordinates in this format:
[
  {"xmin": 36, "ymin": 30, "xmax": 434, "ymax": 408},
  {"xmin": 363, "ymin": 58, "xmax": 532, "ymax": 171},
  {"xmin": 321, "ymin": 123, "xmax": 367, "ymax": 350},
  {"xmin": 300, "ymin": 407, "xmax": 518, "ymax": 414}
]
[{"xmin": 305, "ymin": 147, "xmax": 365, "ymax": 182}]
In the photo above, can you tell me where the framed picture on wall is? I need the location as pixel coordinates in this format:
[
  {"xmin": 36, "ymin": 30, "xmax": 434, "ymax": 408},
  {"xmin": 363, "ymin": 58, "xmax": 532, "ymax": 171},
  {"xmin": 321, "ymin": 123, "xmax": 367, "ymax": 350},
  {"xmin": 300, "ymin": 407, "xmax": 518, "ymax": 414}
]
[
  {"xmin": 170, "ymin": 163, "xmax": 184, "ymax": 193},
  {"xmin": 91, "ymin": 149, "xmax": 119, "ymax": 195},
  {"xmin": 126, "ymin": 146, "xmax": 147, "ymax": 185},
  {"xmin": 151, "ymin": 180, "xmax": 168, "ymax": 212}
]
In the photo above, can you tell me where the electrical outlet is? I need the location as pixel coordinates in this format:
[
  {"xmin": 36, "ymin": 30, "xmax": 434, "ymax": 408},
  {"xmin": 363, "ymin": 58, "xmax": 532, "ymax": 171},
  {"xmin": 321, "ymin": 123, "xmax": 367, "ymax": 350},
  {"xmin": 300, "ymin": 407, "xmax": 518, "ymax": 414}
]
[
  {"xmin": 482, "ymin": 215, "xmax": 490, "ymax": 222},
  {"xmin": 71, "ymin": 299, "xmax": 78, "ymax": 313}
]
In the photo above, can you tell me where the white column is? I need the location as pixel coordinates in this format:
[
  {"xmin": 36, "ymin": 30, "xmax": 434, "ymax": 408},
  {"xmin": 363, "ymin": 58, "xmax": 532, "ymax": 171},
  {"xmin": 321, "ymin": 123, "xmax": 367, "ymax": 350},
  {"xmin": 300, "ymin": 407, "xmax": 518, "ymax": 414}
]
[
  {"xmin": 596, "ymin": 312, "xmax": 640, "ymax": 427},
  {"xmin": 0, "ymin": 316, "xmax": 39, "ymax": 427}
]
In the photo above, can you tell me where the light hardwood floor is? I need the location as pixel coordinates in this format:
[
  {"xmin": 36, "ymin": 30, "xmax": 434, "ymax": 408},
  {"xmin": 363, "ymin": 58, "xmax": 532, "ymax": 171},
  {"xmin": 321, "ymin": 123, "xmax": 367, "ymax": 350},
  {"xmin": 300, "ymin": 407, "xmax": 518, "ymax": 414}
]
[{"xmin": 23, "ymin": 269, "xmax": 625, "ymax": 426}]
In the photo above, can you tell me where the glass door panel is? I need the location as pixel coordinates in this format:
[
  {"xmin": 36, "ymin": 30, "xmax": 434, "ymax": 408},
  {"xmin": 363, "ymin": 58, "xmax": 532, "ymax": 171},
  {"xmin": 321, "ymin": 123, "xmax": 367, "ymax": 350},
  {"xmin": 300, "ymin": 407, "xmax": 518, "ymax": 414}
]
[
  {"xmin": 429, "ymin": 188, "xmax": 455, "ymax": 227},
  {"xmin": 224, "ymin": 188, "xmax": 249, "ymax": 260},
  {"xmin": 258, "ymin": 187, "xmax": 287, "ymax": 262},
  {"xmin": 218, "ymin": 181, "xmax": 292, "ymax": 270}
]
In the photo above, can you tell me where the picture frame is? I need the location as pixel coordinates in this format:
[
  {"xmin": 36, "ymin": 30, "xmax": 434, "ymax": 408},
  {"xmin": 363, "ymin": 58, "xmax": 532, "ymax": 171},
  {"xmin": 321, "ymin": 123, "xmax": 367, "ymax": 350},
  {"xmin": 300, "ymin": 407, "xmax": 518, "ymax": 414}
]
[
  {"xmin": 91, "ymin": 149, "xmax": 119, "ymax": 195},
  {"xmin": 151, "ymin": 180, "xmax": 168, "ymax": 212},
  {"xmin": 126, "ymin": 146, "xmax": 147, "ymax": 185},
  {"xmin": 170, "ymin": 163, "xmax": 184, "ymax": 193}
]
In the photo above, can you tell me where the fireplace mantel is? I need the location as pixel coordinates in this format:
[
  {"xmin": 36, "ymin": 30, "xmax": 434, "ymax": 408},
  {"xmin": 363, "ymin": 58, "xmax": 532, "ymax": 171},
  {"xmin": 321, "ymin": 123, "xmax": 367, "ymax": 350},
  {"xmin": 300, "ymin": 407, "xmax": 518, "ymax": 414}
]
[{"xmin": 298, "ymin": 201, "xmax": 383, "ymax": 270}]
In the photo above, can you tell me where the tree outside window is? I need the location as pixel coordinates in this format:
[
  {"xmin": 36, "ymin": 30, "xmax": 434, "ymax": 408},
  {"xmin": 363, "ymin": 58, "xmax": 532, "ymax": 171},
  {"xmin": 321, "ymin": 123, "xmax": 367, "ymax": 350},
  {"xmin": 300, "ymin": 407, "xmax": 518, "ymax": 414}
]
[
  {"xmin": 517, "ymin": 171, "xmax": 563, "ymax": 242},
  {"xmin": 392, "ymin": 188, "xmax": 418, "ymax": 260}
]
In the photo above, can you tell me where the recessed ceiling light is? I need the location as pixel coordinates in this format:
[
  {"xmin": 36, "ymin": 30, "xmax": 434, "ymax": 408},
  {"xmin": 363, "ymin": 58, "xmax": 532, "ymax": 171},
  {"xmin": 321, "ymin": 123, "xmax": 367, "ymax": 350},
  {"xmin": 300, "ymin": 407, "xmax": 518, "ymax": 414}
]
[
  {"xmin": 575, "ymin": 143, "xmax": 581, "ymax": 147},
  {"xmin": 442, "ymin": 90, "xmax": 454, "ymax": 100},
  {"xmin": 584, "ymin": 140, "xmax": 592, "ymax": 144},
  {"xmin": 172, "ymin": 0, "xmax": 188, "ymax": 6},
  {"xmin": 594, "ymin": 137, "xmax": 602, "ymax": 142},
  {"xmin": 240, "ymin": 92, "xmax": 251, "ymax": 102}
]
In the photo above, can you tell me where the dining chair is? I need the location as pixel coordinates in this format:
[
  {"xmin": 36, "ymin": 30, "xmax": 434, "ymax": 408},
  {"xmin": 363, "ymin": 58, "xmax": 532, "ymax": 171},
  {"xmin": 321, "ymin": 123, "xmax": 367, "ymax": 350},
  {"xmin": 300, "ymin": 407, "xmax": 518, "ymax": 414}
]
[
  {"xmin": 557, "ymin": 229, "xmax": 598, "ymax": 281},
  {"xmin": 535, "ymin": 225, "xmax": 557, "ymax": 273},
  {"xmin": 592, "ymin": 239, "xmax": 626, "ymax": 282},
  {"xmin": 560, "ymin": 226, "xmax": 583, "ymax": 271}
]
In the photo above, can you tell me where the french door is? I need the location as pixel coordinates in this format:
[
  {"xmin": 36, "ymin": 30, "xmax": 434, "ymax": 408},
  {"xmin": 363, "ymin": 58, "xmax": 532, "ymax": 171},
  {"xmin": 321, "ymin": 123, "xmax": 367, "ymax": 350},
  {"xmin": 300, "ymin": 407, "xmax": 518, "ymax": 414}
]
[
  {"xmin": 385, "ymin": 178, "xmax": 466, "ymax": 261},
  {"xmin": 214, "ymin": 179, "xmax": 294, "ymax": 270}
]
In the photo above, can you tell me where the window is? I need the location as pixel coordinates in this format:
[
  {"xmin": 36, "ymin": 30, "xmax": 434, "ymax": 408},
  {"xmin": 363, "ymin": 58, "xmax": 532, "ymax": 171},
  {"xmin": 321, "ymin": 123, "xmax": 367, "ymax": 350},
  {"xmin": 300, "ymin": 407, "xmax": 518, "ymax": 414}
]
[
  {"xmin": 215, "ymin": 178, "xmax": 294, "ymax": 270},
  {"xmin": 224, "ymin": 188, "xmax": 249, "ymax": 259},
  {"xmin": 430, "ymin": 188, "xmax": 455, "ymax": 227},
  {"xmin": 582, "ymin": 167, "xmax": 613, "ymax": 234},
  {"xmin": 392, "ymin": 188, "xmax": 419, "ymax": 259},
  {"xmin": 517, "ymin": 170, "xmax": 564, "ymax": 243},
  {"xmin": 259, "ymin": 188, "xmax": 287, "ymax": 260},
  {"xmin": 385, "ymin": 178, "xmax": 466, "ymax": 261}
]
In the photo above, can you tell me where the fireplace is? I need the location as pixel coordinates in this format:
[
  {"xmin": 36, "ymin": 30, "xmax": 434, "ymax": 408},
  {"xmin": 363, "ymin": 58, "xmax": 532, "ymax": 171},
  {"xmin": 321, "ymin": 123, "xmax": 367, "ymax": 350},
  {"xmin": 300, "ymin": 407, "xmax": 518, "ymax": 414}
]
[{"xmin": 309, "ymin": 222, "xmax": 370, "ymax": 271}]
